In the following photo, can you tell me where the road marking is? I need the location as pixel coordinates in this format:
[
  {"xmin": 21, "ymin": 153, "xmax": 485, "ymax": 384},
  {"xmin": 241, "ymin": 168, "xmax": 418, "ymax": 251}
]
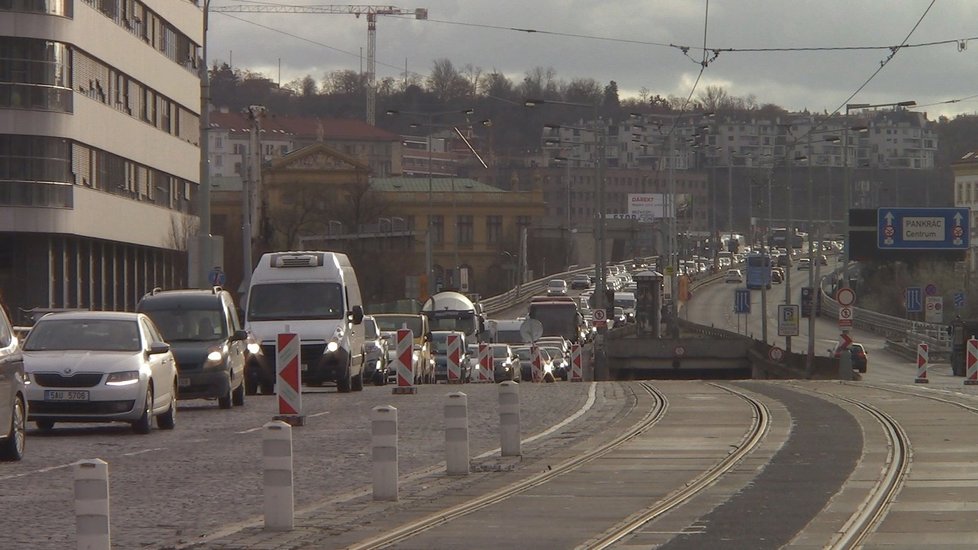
[
  {"xmin": 122, "ymin": 447, "xmax": 163, "ymax": 457},
  {"xmin": 0, "ymin": 462, "xmax": 75, "ymax": 482},
  {"xmin": 308, "ymin": 411, "xmax": 330, "ymax": 418},
  {"xmin": 235, "ymin": 426, "xmax": 263, "ymax": 434}
]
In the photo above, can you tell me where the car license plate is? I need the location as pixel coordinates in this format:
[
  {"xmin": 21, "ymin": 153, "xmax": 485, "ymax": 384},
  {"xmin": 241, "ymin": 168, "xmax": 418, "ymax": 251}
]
[
  {"xmin": 44, "ymin": 390, "xmax": 89, "ymax": 401},
  {"xmin": 179, "ymin": 377, "xmax": 192, "ymax": 387}
]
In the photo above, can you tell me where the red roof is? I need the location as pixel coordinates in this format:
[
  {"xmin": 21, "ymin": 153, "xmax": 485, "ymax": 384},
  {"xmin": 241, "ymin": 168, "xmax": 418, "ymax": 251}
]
[{"xmin": 208, "ymin": 111, "xmax": 400, "ymax": 142}]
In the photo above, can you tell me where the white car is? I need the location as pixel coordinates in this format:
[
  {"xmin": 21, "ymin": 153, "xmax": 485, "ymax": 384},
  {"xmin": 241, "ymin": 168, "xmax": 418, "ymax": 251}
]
[
  {"xmin": 546, "ymin": 279, "xmax": 568, "ymax": 296},
  {"xmin": 21, "ymin": 311, "xmax": 178, "ymax": 434},
  {"xmin": 724, "ymin": 269, "xmax": 744, "ymax": 283}
]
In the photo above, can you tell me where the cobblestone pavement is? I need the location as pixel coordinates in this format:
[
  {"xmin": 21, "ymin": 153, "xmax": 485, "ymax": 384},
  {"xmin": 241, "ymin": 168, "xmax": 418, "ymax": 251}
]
[{"xmin": 0, "ymin": 380, "xmax": 614, "ymax": 549}]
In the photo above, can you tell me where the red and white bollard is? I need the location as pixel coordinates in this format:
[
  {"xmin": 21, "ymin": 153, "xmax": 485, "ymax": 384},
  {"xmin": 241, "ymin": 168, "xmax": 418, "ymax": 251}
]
[
  {"xmin": 447, "ymin": 334, "xmax": 462, "ymax": 384},
  {"xmin": 275, "ymin": 332, "xmax": 305, "ymax": 426},
  {"xmin": 392, "ymin": 328, "xmax": 417, "ymax": 395},
  {"xmin": 530, "ymin": 344, "xmax": 543, "ymax": 383},
  {"xmin": 478, "ymin": 343, "xmax": 493, "ymax": 383},
  {"xmin": 570, "ymin": 344, "xmax": 583, "ymax": 382},
  {"xmin": 915, "ymin": 343, "xmax": 929, "ymax": 384},
  {"xmin": 966, "ymin": 338, "xmax": 978, "ymax": 386}
]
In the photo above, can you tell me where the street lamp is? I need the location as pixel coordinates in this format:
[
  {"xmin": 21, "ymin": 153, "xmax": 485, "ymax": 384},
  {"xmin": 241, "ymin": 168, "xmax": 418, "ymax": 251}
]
[
  {"xmin": 842, "ymin": 100, "xmax": 915, "ymax": 288},
  {"xmin": 385, "ymin": 108, "xmax": 478, "ymax": 295},
  {"xmin": 526, "ymin": 97, "xmax": 609, "ymax": 379}
]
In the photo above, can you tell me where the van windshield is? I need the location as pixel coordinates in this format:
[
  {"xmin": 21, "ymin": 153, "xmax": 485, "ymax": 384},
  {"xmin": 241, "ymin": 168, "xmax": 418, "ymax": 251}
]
[
  {"xmin": 374, "ymin": 315, "xmax": 423, "ymax": 336},
  {"xmin": 247, "ymin": 283, "xmax": 344, "ymax": 321}
]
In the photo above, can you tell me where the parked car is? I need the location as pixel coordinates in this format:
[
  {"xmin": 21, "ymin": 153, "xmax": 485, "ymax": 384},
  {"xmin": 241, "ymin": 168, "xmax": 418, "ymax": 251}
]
[
  {"xmin": 490, "ymin": 344, "xmax": 520, "ymax": 382},
  {"xmin": 362, "ymin": 316, "xmax": 389, "ymax": 385},
  {"xmin": 547, "ymin": 279, "xmax": 568, "ymax": 296},
  {"xmin": 724, "ymin": 269, "xmax": 744, "ymax": 284},
  {"xmin": 22, "ymin": 311, "xmax": 177, "ymax": 434},
  {"xmin": 136, "ymin": 287, "xmax": 248, "ymax": 409},
  {"xmin": 570, "ymin": 274, "xmax": 591, "ymax": 290},
  {"xmin": 833, "ymin": 342, "xmax": 868, "ymax": 373},
  {"xmin": 0, "ymin": 300, "xmax": 26, "ymax": 460}
]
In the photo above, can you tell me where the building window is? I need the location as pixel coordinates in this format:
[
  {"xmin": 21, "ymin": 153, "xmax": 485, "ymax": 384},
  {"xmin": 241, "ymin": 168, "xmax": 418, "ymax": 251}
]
[
  {"xmin": 0, "ymin": 0, "xmax": 72, "ymax": 16},
  {"xmin": 430, "ymin": 215, "xmax": 444, "ymax": 245},
  {"xmin": 486, "ymin": 215, "xmax": 502, "ymax": 243},
  {"xmin": 0, "ymin": 38, "xmax": 73, "ymax": 113},
  {"xmin": 457, "ymin": 215, "xmax": 473, "ymax": 245}
]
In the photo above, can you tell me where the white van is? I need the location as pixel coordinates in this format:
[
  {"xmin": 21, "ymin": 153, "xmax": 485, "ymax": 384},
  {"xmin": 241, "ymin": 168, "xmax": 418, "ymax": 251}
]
[{"xmin": 244, "ymin": 251, "xmax": 365, "ymax": 393}]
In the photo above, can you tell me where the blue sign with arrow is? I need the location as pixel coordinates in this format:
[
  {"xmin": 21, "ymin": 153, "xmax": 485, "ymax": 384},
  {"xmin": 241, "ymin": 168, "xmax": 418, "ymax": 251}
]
[
  {"xmin": 906, "ymin": 287, "xmax": 923, "ymax": 313},
  {"xmin": 878, "ymin": 208, "xmax": 970, "ymax": 250},
  {"xmin": 954, "ymin": 291, "xmax": 966, "ymax": 310},
  {"xmin": 734, "ymin": 288, "xmax": 751, "ymax": 314}
]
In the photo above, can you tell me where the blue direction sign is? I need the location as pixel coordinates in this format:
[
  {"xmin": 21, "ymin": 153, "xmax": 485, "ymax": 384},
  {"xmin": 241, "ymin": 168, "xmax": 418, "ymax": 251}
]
[
  {"xmin": 953, "ymin": 291, "xmax": 966, "ymax": 310},
  {"xmin": 905, "ymin": 287, "xmax": 923, "ymax": 313},
  {"xmin": 878, "ymin": 208, "xmax": 970, "ymax": 250},
  {"xmin": 207, "ymin": 267, "xmax": 226, "ymax": 286},
  {"xmin": 734, "ymin": 288, "xmax": 751, "ymax": 314}
]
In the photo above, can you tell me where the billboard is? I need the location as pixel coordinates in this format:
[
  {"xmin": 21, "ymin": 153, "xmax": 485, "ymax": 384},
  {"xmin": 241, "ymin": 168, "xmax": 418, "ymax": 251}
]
[{"xmin": 627, "ymin": 194, "xmax": 691, "ymax": 221}]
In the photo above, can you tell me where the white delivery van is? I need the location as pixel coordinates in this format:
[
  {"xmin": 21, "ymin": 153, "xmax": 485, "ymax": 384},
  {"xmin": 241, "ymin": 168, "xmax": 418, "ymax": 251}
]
[{"xmin": 244, "ymin": 251, "xmax": 365, "ymax": 393}]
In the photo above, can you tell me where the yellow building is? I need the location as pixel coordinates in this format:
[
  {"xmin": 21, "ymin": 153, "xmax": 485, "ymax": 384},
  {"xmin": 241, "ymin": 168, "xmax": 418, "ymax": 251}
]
[{"xmin": 212, "ymin": 143, "xmax": 546, "ymax": 304}]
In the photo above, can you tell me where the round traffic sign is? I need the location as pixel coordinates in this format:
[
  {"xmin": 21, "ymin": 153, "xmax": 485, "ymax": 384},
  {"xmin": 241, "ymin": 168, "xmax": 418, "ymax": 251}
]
[
  {"xmin": 839, "ymin": 306, "xmax": 853, "ymax": 319},
  {"xmin": 835, "ymin": 287, "xmax": 856, "ymax": 306},
  {"xmin": 519, "ymin": 319, "xmax": 544, "ymax": 343},
  {"xmin": 768, "ymin": 346, "xmax": 784, "ymax": 362},
  {"xmin": 592, "ymin": 308, "xmax": 607, "ymax": 322},
  {"xmin": 925, "ymin": 283, "xmax": 938, "ymax": 296},
  {"xmin": 674, "ymin": 345, "xmax": 686, "ymax": 357}
]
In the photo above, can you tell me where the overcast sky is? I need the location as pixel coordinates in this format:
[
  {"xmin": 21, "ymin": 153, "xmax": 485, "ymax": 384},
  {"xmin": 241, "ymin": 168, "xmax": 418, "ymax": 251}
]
[{"xmin": 208, "ymin": 1, "xmax": 978, "ymax": 120}]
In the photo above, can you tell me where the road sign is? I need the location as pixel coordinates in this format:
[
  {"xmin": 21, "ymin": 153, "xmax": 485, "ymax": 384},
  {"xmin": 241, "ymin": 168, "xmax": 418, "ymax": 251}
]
[
  {"xmin": 777, "ymin": 305, "xmax": 800, "ymax": 336},
  {"xmin": 925, "ymin": 296, "xmax": 943, "ymax": 323},
  {"xmin": 905, "ymin": 287, "xmax": 923, "ymax": 313},
  {"xmin": 925, "ymin": 283, "xmax": 938, "ymax": 296},
  {"xmin": 207, "ymin": 267, "xmax": 226, "ymax": 286},
  {"xmin": 592, "ymin": 308, "xmax": 607, "ymax": 322},
  {"xmin": 768, "ymin": 347, "xmax": 784, "ymax": 362},
  {"xmin": 878, "ymin": 207, "xmax": 970, "ymax": 250},
  {"xmin": 734, "ymin": 288, "xmax": 751, "ymax": 314},
  {"xmin": 835, "ymin": 287, "xmax": 856, "ymax": 307},
  {"xmin": 838, "ymin": 306, "xmax": 853, "ymax": 328},
  {"xmin": 954, "ymin": 291, "xmax": 966, "ymax": 310}
]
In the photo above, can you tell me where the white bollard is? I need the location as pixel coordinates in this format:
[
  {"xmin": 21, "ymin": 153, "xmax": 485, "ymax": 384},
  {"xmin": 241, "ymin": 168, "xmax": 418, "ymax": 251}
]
[
  {"xmin": 75, "ymin": 459, "xmax": 110, "ymax": 550},
  {"xmin": 263, "ymin": 420, "xmax": 294, "ymax": 531},
  {"xmin": 372, "ymin": 405, "xmax": 399, "ymax": 501},
  {"xmin": 498, "ymin": 381, "xmax": 521, "ymax": 457},
  {"xmin": 445, "ymin": 392, "xmax": 469, "ymax": 475}
]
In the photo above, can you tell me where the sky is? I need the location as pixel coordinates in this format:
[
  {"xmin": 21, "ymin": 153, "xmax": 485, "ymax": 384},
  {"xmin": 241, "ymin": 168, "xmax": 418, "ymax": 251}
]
[{"xmin": 207, "ymin": 0, "xmax": 978, "ymax": 120}]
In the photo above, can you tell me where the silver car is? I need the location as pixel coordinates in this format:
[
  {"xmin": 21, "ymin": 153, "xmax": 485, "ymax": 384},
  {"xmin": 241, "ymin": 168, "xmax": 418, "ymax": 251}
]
[
  {"xmin": 0, "ymin": 301, "xmax": 26, "ymax": 460},
  {"xmin": 22, "ymin": 311, "xmax": 178, "ymax": 434}
]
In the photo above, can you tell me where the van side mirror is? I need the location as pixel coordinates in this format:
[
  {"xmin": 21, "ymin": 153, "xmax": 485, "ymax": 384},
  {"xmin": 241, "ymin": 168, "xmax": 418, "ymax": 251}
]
[
  {"xmin": 230, "ymin": 329, "xmax": 248, "ymax": 342},
  {"xmin": 350, "ymin": 305, "xmax": 364, "ymax": 325}
]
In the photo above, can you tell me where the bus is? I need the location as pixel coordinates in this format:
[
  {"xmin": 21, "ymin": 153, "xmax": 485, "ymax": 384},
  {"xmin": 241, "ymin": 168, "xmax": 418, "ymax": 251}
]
[
  {"xmin": 745, "ymin": 252, "xmax": 772, "ymax": 290},
  {"xmin": 528, "ymin": 297, "xmax": 585, "ymax": 344},
  {"xmin": 769, "ymin": 228, "xmax": 803, "ymax": 250}
]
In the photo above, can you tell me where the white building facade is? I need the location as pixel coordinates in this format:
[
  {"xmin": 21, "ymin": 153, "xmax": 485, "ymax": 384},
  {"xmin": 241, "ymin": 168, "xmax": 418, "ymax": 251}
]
[{"xmin": 0, "ymin": 0, "xmax": 202, "ymax": 319}]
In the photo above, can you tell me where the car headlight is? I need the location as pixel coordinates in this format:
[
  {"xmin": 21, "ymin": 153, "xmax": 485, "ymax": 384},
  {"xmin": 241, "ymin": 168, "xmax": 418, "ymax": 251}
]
[
  {"xmin": 544, "ymin": 363, "xmax": 553, "ymax": 373},
  {"xmin": 205, "ymin": 346, "xmax": 224, "ymax": 365},
  {"xmin": 327, "ymin": 341, "xmax": 340, "ymax": 353},
  {"xmin": 106, "ymin": 371, "xmax": 140, "ymax": 386},
  {"xmin": 247, "ymin": 342, "xmax": 261, "ymax": 355}
]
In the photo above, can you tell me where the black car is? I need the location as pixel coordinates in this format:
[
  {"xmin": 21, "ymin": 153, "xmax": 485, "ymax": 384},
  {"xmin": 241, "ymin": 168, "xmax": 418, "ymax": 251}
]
[
  {"xmin": 0, "ymin": 299, "xmax": 26, "ymax": 461},
  {"xmin": 137, "ymin": 287, "xmax": 249, "ymax": 408},
  {"xmin": 570, "ymin": 274, "xmax": 591, "ymax": 290}
]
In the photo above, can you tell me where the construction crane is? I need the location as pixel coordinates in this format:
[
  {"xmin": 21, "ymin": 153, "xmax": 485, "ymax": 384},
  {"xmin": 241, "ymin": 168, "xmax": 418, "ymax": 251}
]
[{"xmin": 211, "ymin": 5, "xmax": 429, "ymax": 126}]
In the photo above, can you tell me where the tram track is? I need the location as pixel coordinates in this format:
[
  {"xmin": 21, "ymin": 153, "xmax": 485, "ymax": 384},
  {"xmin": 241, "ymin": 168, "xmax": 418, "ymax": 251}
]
[
  {"xmin": 346, "ymin": 382, "xmax": 668, "ymax": 550},
  {"xmin": 581, "ymin": 382, "xmax": 770, "ymax": 550}
]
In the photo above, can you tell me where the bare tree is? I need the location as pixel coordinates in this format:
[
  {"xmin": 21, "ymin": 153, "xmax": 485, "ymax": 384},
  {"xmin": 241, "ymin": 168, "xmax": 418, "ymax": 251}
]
[
  {"xmin": 165, "ymin": 213, "xmax": 199, "ymax": 252},
  {"xmin": 427, "ymin": 58, "xmax": 470, "ymax": 102},
  {"xmin": 562, "ymin": 77, "xmax": 602, "ymax": 105},
  {"xmin": 321, "ymin": 69, "xmax": 367, "ymax": 96}
]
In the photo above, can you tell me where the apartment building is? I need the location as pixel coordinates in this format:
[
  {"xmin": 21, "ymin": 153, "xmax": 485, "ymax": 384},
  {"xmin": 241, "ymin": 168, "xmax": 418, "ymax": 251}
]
[
  {"xmin": 953, "ymin": 150, "xmax": 978, "ymax": 273},
  {"xmin": 0, "ymin": 0, "xmax": 202, "ymax": 319}
]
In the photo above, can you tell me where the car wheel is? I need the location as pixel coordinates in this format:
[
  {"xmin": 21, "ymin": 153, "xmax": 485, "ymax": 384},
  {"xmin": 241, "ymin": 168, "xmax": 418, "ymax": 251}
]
[
  {"xmin": 336, "ymin": 362, "xmax": 352, "ymax": 393},
  {"xmin": 232, "ymin": 378, "xmax": 245, "ymax": 406},
  {"xmin": 0, "ymin": 396, "xmax": 26, "ymax": 461},
  {"xmin": 351, "ymin": 368, "xmax": 364, "ymax": 392},
  {"xmin": 132, "ymin": 387, "xmax": 153, "ymax": 434},
  {"xmin": 373, "ymin": 370, "xmax": 386, "ymax": 386},
  {"xmin": 218, "ymin": 373, "xmax": 233, "ymax": 409},
  {"xmin": 260, "ymin": 381, "xmax": 275, "ymax": 395},
  {"xmin": 245, "ymin": 377, "xmax": 258, "ymax": 396},
  {"xmin": 157, "ymin": 385, "xmax": 177, "ymax": 430},
  {"xmin": 35, "ymin": 419, "xmax": 54, "ymax": 432}
]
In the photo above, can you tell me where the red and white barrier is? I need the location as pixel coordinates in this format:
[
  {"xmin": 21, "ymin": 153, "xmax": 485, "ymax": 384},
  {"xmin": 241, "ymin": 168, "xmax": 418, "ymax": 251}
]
[
  {"xmin": 966, "ymin": 338, "xmax": 978, "ymax": 386},
  {"xmin": 478, "ymin": 343, "xmax": 493, "ymax": 383},
  {"xmin": 447, "ymin": 334, "xmax": 462, "ymax": 384},
  {"xmin": 570, "ymin": 344, "xmax": 583, "ymax": 382},
  {"xmin": 392, "ymin": 328, "xmax": 417, "ymax": 395},
  {"xmin": 915, "ymin": 343, "xmax": 929, "ymax": 384},
  {"xmin": 531, "ymin": 344, "xmax": 543, "ymax": 383},
  {"xmin": 275, "ymin": 333, "xmax": 304, "ymax": 424}
]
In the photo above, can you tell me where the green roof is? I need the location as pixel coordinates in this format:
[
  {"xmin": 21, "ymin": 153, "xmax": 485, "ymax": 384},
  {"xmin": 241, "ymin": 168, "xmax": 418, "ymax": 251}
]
[{"xmin": 370, "ymin": 177, "xmax": 504, "ymax": 193}]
